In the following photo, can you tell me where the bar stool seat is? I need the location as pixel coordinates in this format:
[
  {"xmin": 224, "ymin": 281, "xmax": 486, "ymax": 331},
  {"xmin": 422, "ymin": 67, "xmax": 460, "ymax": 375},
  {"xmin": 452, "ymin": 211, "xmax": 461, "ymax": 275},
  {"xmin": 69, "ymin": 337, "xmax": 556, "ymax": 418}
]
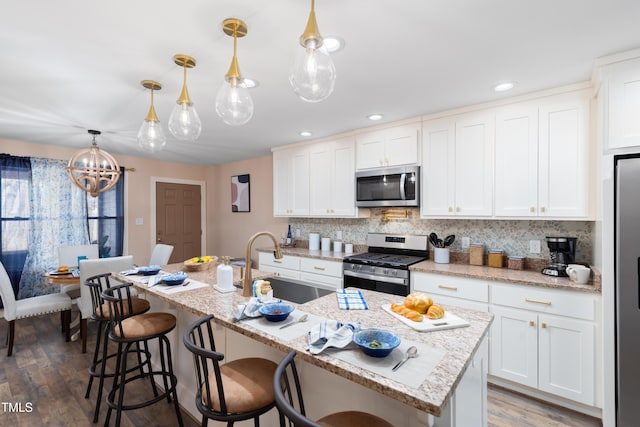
[
  {"xmin": 84, "ymin": 273, "xmax": 151, "ymax": 423},
  {"xmin": 317, "ymin": 411, "xmax": 394, "ymax": 427},
  {"xmin": 102, "ymin": 283, "xmax": 183, "ymax": 427}
]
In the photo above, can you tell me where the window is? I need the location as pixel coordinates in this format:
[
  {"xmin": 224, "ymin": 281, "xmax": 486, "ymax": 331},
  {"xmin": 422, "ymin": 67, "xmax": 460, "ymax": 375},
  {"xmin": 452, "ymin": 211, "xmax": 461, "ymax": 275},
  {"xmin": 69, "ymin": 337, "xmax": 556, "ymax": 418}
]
[{"xmin": 87, "ymin": 168, "xmax": 125, "ymax": 258}]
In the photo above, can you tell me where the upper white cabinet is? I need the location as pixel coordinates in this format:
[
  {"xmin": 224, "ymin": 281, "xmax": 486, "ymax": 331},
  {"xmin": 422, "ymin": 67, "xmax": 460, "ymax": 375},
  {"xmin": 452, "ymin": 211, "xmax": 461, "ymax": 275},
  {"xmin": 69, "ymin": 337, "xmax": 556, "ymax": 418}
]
[
  {"xmin": 421, "ymin": 111, "xmax": 494, "ymax": 217},
  {"xmin": 309, "ymin": 137, "xmax": 357, "ymax": 217},
  {"xmin": 495, "ymin": 89, "xmax": 590, "ymax": 218},
  {"xmin": 602, "ymin": 56, "xmax": 640, "ymax": 150},
  {"xmin": 356, "ymin": 122, "xmax": 421, "ymax": 170},
  {"xmin": 273, "ymin": 146, "xmax": 310, "ymax": 216}
]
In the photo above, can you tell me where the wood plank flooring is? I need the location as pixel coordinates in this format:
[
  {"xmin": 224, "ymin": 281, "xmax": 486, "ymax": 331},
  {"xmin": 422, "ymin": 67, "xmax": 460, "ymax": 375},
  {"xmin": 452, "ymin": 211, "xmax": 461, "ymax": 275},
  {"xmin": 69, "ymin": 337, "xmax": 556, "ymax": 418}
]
[{"xmin": 0, "ymin": 313, "xmax": 602, "ymax": 426}]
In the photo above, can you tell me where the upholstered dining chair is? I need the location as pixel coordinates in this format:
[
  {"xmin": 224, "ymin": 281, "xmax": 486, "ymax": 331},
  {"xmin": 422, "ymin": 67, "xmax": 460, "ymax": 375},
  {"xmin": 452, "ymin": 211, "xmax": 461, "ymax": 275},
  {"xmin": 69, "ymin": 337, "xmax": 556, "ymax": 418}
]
[
  {"xmin": 149, "ymin": 244, "xmax": 174, "ymax": 266},
  {"xmin": 57, "ymin": 244, "xmax": 100, "ymax": 297},
  {"xmin": 78, "ymin": 255, "xmax": 135, "ymax": 353},
  {"xmin": 183, "ymin": 314, "xmax": 279, "ymax": 427},
  {"xmin": 0, "ymin": 261, "xmax": 72, "ymax": 356},
  {"xmin": 273, "ymin": 350, "xmax": 394, "ymax": 427}
]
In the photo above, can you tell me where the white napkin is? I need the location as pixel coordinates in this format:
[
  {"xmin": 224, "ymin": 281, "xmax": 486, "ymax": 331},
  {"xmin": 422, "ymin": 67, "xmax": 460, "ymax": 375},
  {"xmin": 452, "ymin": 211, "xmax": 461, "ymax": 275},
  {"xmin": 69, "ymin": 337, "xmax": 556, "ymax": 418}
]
[
  {"xmin": 307, "ymin": 320, "xmax": 360, "ymax": 354},
  {"xmin": 234, "ymin": 297, "xmax": 281, "ymax": 321}
]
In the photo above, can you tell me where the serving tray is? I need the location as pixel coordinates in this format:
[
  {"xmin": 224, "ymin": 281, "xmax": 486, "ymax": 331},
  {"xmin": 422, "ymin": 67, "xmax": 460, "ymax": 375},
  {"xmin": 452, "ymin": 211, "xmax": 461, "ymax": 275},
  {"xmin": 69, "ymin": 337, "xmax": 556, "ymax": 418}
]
[{"xmin": 381, "ymin": 304, "xmax": 470, "ymax": 332}]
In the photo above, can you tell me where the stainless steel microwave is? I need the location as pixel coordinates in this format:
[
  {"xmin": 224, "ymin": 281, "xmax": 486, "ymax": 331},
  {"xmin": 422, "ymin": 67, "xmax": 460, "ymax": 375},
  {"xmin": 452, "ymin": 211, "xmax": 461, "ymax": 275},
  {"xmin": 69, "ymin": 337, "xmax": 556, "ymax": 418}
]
[{"xmin": 355, "ymin": 166, "xmax": 420, "ymax": 207}]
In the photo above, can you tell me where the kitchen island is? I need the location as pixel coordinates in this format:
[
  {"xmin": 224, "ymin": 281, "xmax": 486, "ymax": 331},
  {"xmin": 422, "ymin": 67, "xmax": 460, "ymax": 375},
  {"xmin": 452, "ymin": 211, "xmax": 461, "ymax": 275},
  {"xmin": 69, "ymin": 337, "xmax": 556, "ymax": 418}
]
[{"xmin": 121, "ymin": 263, "xmax": 493, "ymax": 427}]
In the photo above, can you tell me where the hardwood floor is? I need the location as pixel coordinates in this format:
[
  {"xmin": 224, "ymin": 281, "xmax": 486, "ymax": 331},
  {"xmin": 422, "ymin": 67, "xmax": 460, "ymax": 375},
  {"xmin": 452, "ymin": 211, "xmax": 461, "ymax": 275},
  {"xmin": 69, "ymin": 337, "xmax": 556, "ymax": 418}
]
[{"xmin": 0, "ymin": 313, "xmax": 602, "ymax": 426}]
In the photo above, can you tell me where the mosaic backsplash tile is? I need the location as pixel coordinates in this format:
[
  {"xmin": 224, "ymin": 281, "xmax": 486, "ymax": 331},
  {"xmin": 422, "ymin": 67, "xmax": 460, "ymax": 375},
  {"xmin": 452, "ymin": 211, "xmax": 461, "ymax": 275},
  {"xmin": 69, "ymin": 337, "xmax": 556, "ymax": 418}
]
[{"xmin": 287, "ymin": 208, "xmax": 594, "ymax": 264}]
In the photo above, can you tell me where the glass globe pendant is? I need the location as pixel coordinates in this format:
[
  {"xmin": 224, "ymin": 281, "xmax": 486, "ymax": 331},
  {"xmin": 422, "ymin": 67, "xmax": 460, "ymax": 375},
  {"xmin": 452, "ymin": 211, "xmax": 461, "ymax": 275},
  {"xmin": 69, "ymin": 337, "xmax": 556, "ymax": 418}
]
[
  {"xmin": 289, "ymin": 0, "xmax": 336, "ymax": 103},
  {"xmin": 216, "ymin": 18, "xmax": 254, "ymax": 126},
  {"xmin": 137, "ymin": 80, "xmax": 167, "ymax": 152},
  {"xmin": 168, "ymin": 54, "xmax": 202, "ymax": 140}
]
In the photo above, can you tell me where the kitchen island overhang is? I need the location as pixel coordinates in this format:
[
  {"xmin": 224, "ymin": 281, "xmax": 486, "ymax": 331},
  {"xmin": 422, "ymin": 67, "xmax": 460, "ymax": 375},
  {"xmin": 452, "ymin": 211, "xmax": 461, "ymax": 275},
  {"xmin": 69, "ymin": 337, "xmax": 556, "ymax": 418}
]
[{"xmin": 118, "ymin": 263, "xmax": 493, "ymax": 425}]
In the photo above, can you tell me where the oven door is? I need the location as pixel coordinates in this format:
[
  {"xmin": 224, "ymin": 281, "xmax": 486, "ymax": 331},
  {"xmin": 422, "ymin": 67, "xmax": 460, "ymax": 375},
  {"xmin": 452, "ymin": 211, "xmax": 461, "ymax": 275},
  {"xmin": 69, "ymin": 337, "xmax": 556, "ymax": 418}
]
[{"xmin": 343, "ymin": 269, "xmax": 410, "ymax": 296}]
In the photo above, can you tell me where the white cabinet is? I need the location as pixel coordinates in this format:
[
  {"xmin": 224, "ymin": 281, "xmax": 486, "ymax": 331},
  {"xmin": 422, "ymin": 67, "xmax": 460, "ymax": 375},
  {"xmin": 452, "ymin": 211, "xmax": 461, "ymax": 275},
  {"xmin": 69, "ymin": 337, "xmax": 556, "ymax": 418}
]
[
  {"xmin": 356, "ymin": 122, "xmax": 420, "ymax": 170},
  {"xmin": 490, "ymin": 283, "xmax": 597, "ymax": 406},
  {"xmin": 258, "ymin": 252, "xmax": 301, "ymax": 280},
  {"xmin": 494, "ymin": 90, "xmax": 590, "ymax": 218},
  {"xmin": 421, "ymin": 111, "xmax": 494, "ymax": 217},
  {"xmin": 412, "ymin": 272, "xmax": 489, "ymax": 312},
  {"xmin": 259, "ymin": 252, "xmax": 343, "ymax": 290},
  {"xmin": 273, "ymin": 146, "xmax": 310, "ymax": 216},
  {"xmin": 309, "ymin": 138, "xmax": 357, "ymax": 217},
  {"xmin": 603, "ymin": 56, "xmax": 640, "ymax": 150}
]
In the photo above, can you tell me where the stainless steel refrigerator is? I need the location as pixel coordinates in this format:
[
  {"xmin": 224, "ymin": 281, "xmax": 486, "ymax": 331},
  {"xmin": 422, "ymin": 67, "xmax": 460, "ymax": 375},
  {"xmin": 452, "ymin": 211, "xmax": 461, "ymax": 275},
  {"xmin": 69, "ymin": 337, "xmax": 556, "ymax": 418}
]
[{"xmin": 615, "ymin": 154, "xmax": 640, "ymax": 425}]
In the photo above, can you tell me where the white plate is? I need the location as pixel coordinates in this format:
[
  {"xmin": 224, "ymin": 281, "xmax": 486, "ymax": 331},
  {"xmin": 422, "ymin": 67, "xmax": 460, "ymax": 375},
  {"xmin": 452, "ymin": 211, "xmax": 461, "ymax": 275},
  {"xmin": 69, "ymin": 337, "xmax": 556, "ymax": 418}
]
[{"xmin": 381, "ymin": 304, "xmax": 470, "ymax": 332}]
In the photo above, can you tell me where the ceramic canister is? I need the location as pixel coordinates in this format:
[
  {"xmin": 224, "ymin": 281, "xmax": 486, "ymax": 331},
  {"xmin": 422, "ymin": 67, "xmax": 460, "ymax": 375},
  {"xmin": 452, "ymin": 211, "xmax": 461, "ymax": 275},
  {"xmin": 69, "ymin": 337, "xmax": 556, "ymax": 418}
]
[{"xmin": 309, "ymin": 232, "xmax": 320, "ymax": 250}]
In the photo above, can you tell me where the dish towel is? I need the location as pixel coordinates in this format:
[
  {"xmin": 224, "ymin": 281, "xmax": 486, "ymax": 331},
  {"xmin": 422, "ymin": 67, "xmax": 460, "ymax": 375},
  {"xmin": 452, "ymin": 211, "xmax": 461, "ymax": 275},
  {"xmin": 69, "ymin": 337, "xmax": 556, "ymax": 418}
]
[
  {"xmin": 307, "ymin": 320, "xmax": 360, "ymax": 354},
  {"xmin": 336, "ymin": 289, "xmax": 368, "ymax": 310},
  {"xmin": 234, "ymin": 297, "xmax": 282, "ymax": 321}
]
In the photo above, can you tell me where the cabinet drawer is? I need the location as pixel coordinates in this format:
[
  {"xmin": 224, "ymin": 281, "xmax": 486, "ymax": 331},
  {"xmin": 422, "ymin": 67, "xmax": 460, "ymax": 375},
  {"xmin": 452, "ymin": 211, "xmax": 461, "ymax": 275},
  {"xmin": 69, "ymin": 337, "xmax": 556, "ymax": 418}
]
[
  {"xmin": 259, "ymin": 265, "xmax": 300, "ymax": 281},
  {"xmin": 299, "ymin": 257, "xmax": 343, "ymax": 278},
  {"xmin": 491, "ymin": 283, "xmax": 597, "ymax": 321},
  {"xmin": 300, "ymin": 272, "xmax": 343, "ymax": 289},
  {"xmin": 412, "ymin": 272, "xmax": 489, "ymax": 303},
  {"xmin": 258, "ymin": 252, "xmax": 300, "ymax": 270}
]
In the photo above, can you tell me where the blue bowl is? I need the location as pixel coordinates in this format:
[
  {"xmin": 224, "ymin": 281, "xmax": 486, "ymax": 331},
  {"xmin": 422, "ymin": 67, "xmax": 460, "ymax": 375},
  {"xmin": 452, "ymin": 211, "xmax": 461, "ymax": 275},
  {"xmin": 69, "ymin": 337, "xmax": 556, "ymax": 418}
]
[
  {"xmin": 353, "ymin": 328, "xmax": 401, "ymax": 358},
  {"xmin": 162, "ymin": 272, "xmax": 188, "ymax": 286},
  {"xmin": 138, "ymin": 265, "xmax": 161, "ymax": 276},
  {"xmin": 258, "ymin": 303, "xmax": 295, "ymax": 322}
]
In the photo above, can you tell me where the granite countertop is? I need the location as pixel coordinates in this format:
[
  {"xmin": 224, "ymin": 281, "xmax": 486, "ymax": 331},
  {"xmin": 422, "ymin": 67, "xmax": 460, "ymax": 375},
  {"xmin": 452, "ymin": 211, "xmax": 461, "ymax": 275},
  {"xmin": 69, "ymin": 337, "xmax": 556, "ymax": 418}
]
[
  {"xmin": 257, "ymin": 246, "xmax": 360, "ymax": 262},
  {"xmin": 119, "ymin": 262, "xmax": 493, "ymax": 417}
]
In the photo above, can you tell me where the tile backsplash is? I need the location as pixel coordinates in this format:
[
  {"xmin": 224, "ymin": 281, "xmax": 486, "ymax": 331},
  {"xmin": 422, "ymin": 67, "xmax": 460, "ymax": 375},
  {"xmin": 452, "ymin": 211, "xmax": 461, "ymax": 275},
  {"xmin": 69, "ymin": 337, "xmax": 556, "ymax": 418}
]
[{"xmin": 287, "ymin": 209, "xmax": 594, "ymax": 264}]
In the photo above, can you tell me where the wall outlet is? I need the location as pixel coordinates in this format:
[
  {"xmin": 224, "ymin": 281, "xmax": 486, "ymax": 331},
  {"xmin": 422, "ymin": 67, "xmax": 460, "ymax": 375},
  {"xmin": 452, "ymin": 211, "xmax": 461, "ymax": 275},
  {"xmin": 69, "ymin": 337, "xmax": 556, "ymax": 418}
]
[
  {"xmin": 461, "ymin": 237, "xmax": 470, "ymax": 249},
  {"xmin": 529, "ymin": 239, "xmax": 541, "ymax": 254},
  {"xmin": 135, "ymin": 217, "xmax": 144, "ymax": 225}
]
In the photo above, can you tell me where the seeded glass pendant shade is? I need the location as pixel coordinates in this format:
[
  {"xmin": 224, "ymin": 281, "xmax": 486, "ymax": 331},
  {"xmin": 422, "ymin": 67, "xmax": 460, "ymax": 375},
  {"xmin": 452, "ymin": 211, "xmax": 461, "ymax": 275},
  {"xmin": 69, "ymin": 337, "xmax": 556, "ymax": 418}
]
[
  {"xmin": 67, "ymin": 130, "xmax": 121, "ymax": 197},
  {"xmin": 215, "ymin": 18, "xmax": 254, "ymax": 126},
  {"xmin": 289, "ymin": 0, "xmax": 336, "ymax": 103},
  {"xmin": 137, "ymin": 80, "xmax": 167, "ymax": 152},
  {"xmin": 168, "ymin": 54, "xmax": 202, "ymax": 140}
]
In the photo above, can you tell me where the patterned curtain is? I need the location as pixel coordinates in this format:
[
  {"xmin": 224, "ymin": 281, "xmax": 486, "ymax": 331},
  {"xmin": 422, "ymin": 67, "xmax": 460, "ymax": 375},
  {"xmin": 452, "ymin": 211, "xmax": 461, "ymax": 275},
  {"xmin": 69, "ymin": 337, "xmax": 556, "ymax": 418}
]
[{"xmin": 18, "ymin": 158, "xmax": 89, "ymax": 298}]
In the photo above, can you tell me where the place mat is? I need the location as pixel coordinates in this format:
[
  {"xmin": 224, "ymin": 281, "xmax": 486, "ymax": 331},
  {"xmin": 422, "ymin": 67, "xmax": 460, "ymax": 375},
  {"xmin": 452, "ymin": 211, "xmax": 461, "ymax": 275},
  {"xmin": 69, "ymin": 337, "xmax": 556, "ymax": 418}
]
[
  {"xmin": 239, "ymin": 310, "xmax": 325, "ymax": 342},
  {"xmin": 150, "ymin": 279, "xmax": 209, "ymax": 295},
  {"xmin": 336, "ymin": 289, "xmax": 368, "ymax": 310},
  {"xmin": 326, "ymin": 339, "xmax": 446, "ymax": 389}
]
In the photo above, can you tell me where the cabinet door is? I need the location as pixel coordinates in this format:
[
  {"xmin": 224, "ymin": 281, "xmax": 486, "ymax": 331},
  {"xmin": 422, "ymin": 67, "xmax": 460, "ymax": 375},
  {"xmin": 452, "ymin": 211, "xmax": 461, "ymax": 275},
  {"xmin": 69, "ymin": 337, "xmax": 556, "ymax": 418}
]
[
  {"xmin": 421, "ymin": 117, "xmax": 456, "ymax": 216},
  {"xmin": 289, "ymin": 147, "xmax": 310, "ymax": 216},
  {"xmin": 607, "ymin": 57, "xmax": 640, "ymax": 150},
  {"xmin": 356, "ymin": 131, "xmax": 386, "ymax": 169},
  {"xmin": 384, "ymin": 123, "xmax": 420, "ymax": 167},
  {"xmin": 489, "ymin": 305, "xmax": 538, "ymax": 388},
  {"xmin": 538, "ymin": 313, "xmax": 595, "ymax": 405},
  {"xmin": 309, "ymin": 143, "xmax": 332, "ymax": 216},
  {"xmin": 495, "ymin": 104, "xmax": 539, "ymax": 217},
  {"xmin": 538, "ymin": 90, "xmax": 589, "ymax": 218},
  {"xmin": 455, "ymin": 111, "xmax": 495, "ymax": 216},
  {"xmin": 329, "ymin": 138, "xmax": 356, "ymax": 216},
  {"xmin": 273, "ymin": 150, "xmax": 292, "ymax": 216}
]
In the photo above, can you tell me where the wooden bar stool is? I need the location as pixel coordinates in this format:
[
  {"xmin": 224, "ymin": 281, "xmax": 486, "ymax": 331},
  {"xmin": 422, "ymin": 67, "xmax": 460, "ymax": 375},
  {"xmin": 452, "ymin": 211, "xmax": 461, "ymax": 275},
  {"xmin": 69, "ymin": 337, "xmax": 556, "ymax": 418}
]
[
  {"xmin": 84, "ymin": 273, "xmax": 151, "ymax": 423},
  {"xmin": 274, "ymin": 350, "xmax": 394, "ymax": 427},
  {"xmin": 183, "ymin": 314, "xmax": 278, "ymax": 426},
  {"xmin": 101, "ymin": 283, "xmax": 183, "ymax": 427}
]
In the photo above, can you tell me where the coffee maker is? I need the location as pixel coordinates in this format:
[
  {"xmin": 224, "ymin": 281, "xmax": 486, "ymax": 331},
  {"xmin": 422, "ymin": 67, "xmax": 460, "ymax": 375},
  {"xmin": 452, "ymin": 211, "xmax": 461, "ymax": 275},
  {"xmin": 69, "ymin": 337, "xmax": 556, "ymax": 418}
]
[{"xmin": 541, "ymin": 236, "xmax": 577, "ymax": 277}]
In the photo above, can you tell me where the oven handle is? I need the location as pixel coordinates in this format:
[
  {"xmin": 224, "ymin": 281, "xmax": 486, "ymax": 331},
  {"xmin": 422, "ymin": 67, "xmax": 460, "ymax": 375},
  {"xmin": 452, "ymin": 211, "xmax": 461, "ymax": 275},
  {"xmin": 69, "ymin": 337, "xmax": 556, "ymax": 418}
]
[
  {"xmin": 343, "ymin": 269, "xmax": 407, "ymax": 285},
  {"xmin": 400, "ymin": 173, "xmax": 407, "ymax": 200}
]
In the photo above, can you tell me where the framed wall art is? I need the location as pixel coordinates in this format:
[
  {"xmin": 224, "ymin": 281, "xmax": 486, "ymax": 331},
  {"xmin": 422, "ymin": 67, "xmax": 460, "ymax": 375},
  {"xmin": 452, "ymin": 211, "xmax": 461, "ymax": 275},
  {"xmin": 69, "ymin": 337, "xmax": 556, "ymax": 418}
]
[{"xmin": 231, "ymin": 174, "xmax": 250, "ymax": 212}]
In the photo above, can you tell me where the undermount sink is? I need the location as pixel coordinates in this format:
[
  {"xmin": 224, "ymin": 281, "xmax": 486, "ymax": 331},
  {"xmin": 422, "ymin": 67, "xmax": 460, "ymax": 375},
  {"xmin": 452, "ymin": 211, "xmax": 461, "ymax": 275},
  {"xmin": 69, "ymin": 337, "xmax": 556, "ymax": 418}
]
[{"xmin": 267, "ymin": 277, "xmax": 334, "ymax": 304}]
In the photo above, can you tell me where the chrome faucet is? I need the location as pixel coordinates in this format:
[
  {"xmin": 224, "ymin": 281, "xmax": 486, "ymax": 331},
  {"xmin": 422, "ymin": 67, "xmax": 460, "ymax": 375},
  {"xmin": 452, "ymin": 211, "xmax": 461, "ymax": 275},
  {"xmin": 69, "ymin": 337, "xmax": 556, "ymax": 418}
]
[{"xmin": 243, "ymin": 231, "xmax": 283, "ymax": 297}]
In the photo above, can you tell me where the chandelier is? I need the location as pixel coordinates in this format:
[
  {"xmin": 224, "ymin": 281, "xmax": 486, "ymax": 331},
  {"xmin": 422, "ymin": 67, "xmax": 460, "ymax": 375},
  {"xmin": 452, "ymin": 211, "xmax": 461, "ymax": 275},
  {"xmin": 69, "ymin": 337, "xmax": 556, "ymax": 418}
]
[{"xmin": 67, "ymin": 130, "xmax": 121, "ymax": 197}]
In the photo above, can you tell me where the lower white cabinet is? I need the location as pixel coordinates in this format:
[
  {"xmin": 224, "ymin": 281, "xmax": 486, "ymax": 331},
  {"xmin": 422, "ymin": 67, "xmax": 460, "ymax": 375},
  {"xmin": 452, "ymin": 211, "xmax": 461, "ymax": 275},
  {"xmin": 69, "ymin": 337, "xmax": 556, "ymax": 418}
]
[
  {"xmin": 411, "ymin": 272, "xmax": 489, "ymax": 312},
  {"xmin": 490, "ymin": 283, "xmax": 597, "ymax": 406},
  {"xmin": 259, "ymin": 252, "xmax": 343, "ymax": 289}
]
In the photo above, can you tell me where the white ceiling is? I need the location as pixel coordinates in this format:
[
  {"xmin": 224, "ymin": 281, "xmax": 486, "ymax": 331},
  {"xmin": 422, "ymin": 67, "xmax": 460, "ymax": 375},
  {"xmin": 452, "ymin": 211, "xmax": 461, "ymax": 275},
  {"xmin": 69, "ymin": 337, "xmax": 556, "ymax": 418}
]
[{"xmin": 1, "ymin": 0, "xmax": 639, "ymax": 166}]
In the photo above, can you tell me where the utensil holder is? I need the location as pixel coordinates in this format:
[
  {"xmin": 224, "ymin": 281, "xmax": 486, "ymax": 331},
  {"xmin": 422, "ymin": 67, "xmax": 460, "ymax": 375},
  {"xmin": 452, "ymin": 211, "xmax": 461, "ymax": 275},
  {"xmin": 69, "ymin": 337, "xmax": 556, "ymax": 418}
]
[{"xmin": 434, "ymin": 248, "xmax": 450, "ymax": 264}]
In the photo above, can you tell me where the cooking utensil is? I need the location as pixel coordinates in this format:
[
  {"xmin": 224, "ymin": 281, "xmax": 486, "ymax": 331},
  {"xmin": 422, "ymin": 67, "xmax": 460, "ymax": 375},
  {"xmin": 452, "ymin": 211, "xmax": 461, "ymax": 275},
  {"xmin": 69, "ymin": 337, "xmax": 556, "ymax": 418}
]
[
  {"xmin": 436, "ymin": 238, "xmax": 443, "ymax": 248},
  {"xmin": 392, "ymin": 346, "xmax": 418, "ymax": 371},
  {"xmin": 443, "ymin": 235, "xmax": 455, "ymax": 247},
  {"xmin": 279, "ymin": 314, "xmax": 309, "ymax": 329},
  {"xmin": 429, "ymin": 233, "xmax": 439, "ymax": 248}
]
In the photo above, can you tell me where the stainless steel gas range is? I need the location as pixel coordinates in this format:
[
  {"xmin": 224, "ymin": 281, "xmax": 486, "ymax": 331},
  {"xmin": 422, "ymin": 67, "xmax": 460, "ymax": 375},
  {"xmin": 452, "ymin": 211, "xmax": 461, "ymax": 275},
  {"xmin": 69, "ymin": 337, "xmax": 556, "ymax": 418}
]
[{"xmin": 342, "ymin": 233, "xmax": 429, "ymax": 296}]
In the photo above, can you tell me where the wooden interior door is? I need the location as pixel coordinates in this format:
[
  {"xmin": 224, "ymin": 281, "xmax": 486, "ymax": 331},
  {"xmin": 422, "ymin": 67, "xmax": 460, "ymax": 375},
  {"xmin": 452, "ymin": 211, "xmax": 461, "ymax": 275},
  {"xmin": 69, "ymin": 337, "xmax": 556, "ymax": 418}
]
[{"xmin": 156, "ymin": 182, "xmax": 202, "ymax": 263}]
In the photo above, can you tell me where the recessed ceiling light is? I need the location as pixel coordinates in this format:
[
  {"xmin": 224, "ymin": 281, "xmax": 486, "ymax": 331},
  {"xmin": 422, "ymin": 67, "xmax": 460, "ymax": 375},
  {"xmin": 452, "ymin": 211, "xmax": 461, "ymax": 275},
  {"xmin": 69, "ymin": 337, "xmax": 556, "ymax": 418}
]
[
  {"xmin": 367, "ymin": 114, "xmax": 384, "ymax": 121},
  {"xmin": 493, "ymin": 81, "xmax": 516, "ymax": 92},
  {"xmin": 323, "ymin": 36, "xmax": 345, "ymax": 53},
  {"xmin": 299, "ymin": 131, "xmax": 312, "ymax": 137},
  {"xmin": 243, "ymin": 78, "xmax": 259, "ymax": 88}
]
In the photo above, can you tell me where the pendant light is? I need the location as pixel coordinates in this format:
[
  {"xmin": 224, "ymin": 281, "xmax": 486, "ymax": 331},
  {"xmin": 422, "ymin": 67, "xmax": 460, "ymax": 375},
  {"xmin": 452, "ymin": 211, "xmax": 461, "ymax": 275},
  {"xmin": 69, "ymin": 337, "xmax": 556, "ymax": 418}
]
[
  {"xmin": 215, "ymin": 18, "xmax": 254, "ymax": 126},
  {"xmin": 137, "ymin": 80, "xmax": 167, "ymax": 152},
  {"xmin": 289, "ymin": 0, "xmax": 336, "ymax": 103},
  {"xmin": 67, "ymin": 130, "xmax": 121, "ymax": 198},
  {"xmin": 168, "ymin": 54, "xmax": 202, "ymax": 140}
]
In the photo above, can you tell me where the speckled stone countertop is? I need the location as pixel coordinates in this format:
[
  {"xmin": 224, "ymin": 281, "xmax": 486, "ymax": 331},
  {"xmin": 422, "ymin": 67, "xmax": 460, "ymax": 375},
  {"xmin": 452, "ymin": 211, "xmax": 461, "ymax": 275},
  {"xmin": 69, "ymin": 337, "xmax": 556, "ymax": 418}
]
[
  {"xmin": 257, "ymin": 246, "xmax": 362, "ymax": 261},
  {"xmin": 410, "ymin": 260, "xmax": 601, "ymax": 294},
  {"xmin": 120, "ymin": 263, "xmax": 493, "ymax": 417}
]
